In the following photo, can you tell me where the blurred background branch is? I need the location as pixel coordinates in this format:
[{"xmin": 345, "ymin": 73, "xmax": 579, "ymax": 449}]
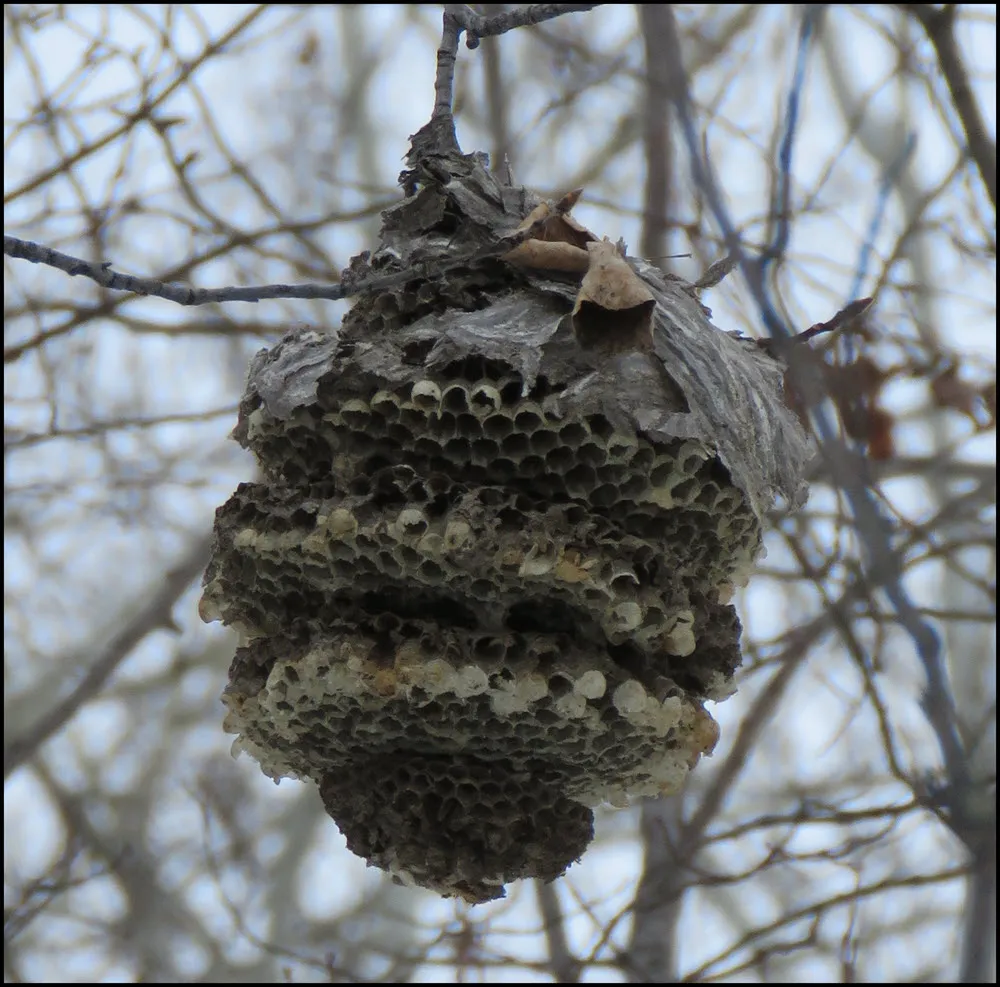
[{"xmin": 4, "ymin": 3, "xmax": 994, "ymax": 982}]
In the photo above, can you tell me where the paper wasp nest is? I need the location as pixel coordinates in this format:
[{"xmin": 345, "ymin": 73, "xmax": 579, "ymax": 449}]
[{"xmin": 200, "ymin": 148, "xmax": 812, "ymax": 903}]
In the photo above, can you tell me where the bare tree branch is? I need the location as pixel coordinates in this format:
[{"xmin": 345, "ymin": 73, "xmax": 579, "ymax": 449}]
[
  {"xmin": 654, "ymin": 1, "xmax": 972, "ymax": 825},
  {"xmin": 901, "ymin": 4, "xmax": 997, "ymax": 211},
  {"xmin": 3, "ymin": 537, "xmax": 211, "ymax": 779},
  {"xmin": 481, "ymin": 4, "xmax": 514, "ymax": 174},
  {"xmin": 624, "ymin": 797, "xmax": 684, "ymax": 982},
  {"xmin": 456, "ymin": 3, "xmax": 603, "ymax": 45},
  {"xmin": 413, "ymin": 4, "xmax": 602, "ymax": 159},
  {"xmin": 2, "ymin": 5, "xmax": 274, "ymax": 208},
  {"xmin": 535, "ymin": 882, "xmax": 581, "ymax": 983},
  {"xmin": 3, "ymin": 234, "xmax": 350, "ymax": 308},
  {"xmin": 961, "ymin": 854, "xmax": 998, "ymax": 984},
  {"xmin": 638, "ymin": 4, "xmax": 674, "ymax": 265},
  {"xmin": 3, "ymin": 188, "xmax": 577, "ymax": 340}
]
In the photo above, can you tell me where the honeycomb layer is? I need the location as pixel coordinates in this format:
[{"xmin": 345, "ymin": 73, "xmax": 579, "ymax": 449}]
[
  {"xmin": 242, "ymin": 373, "xmax": 756, "ymax": 532},
  {"xmin": 222, "ymin": 623, "xmax": 719, "ymax": 903},
  {"xmin": 207, "ymin": 308, "xmax": 783, "ymax": 900},
  {"xmin": 223, "ymin": 623, "xmax": 718, "ymax": 799},
  {"xmin": 201, "ymin": 474, "xmax": 749, "ymax": 655},
  {"xmin": 319, "ymin": 755, "xmax": 595, "ymax": 903}
]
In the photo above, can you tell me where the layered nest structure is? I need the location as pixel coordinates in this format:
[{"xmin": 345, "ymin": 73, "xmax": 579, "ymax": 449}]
[{"xmin": 200, "ymin": 147, "xmax": 812, "ymax": 902}]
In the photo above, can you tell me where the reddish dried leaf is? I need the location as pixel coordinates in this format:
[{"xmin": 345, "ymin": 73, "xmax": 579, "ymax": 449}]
[
  {"xmin": 931, "ymin": 365, "xmax": 980, "ymax": 422},
  {"xmin": 782, "ymin": 367, "xmax": 809, "ymax": 425},
  {"xmin": 849, "ymin": 356, "xmax": 890, "ymax": 402},
  {"xmin": 555, "ymin": 186, "xmax": 584, "ymax": 213},
  {"xmin": 504, "ymin": 190, "xmax": 597, "ymax": 269},
  {"xmin": 867, "ymin": 407, "xmax": 896, "ymax": 461}
]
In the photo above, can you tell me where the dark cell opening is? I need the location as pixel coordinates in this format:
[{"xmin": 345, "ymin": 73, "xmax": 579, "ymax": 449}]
[
  {"xmin": 506, "ymin": 598, "xmax": 581, "ymax": 635},
  {"xmin": 361, "ymin": 589, "xmax": 478, "ymax": 629},
  {"xmin": 402, "ymin": 338, "xmax": 435, "ymax": 365}
]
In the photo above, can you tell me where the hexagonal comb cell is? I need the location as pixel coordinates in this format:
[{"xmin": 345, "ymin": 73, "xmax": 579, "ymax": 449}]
[
  {"xmin": 206, "ymin": 213, "xmax": 809, "ymax": 899},
  {"xmin": 319, "ymin": 755, "xmax": 595, "ymax": 904}
]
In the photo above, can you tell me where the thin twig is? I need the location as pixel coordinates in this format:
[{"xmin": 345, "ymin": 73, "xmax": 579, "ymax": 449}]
[
  {"xmin": 656, "ymin": 3, "xmax": 972, "ymax": 843},
  {"xmin": 535, "ymin": 882, "xmax": 581, "ymax": 983},
  {"xmin": 638, "ymin": 4, "xmax": 674, "ymax": 266},
  {"xmin": 3, "ymin": 234, "xmax": 350, "ymax": 307},
  {"xmin": 900, "ymin": 4, "xmax": 997, "ymax": 211},
  {"xmin": 4, "ymin": 406, "xmax": 239, "ymax": 451},
  {"xmin": 757, "ymin": 296, "xmax": 875, "ymax": 357},
  {"xmin": 764, "ymin": 9, "xmax": 819, "ymax": 266},
  {"xmin": 2, "ymin": 5, "xmax": 272, "ymax": 208},
  {"xmin": 455, "ymin": 3, "xmax": 602, "ymax": 45},
  {"xmin": 3, "ymin": 538, "xmax": 211, "ymax": 779},
  {"xmin": 417, "ymin": 4, "xmax": 602, "ymax": 157},
  {"xmin": 4, "ymin": 184, "xmax": 581, "ymax": 330}
]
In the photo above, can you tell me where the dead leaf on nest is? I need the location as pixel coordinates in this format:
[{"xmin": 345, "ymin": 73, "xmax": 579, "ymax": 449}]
[
  {"xmin": 503, "ymin": 239, "xmax": 590, "ymax": 272},
  {"xmin": 572, "ymin": 239, "xmax": 657, "ymax": 353},
  {"xmin": 554, "ymin": 186, "xmax": 585, "ymax": 214},
  {"xmin": 502, "ymin": 188, "xmax": 595, "ymax": 270}
]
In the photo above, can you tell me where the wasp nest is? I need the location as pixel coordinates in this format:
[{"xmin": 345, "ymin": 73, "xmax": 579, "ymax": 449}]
[{"xmin": 201, "ymin": 149, "xmax": 811, "ymax": 903}]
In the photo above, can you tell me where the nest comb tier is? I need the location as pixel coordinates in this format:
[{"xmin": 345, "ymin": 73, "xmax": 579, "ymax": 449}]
[{"xmin": 201, "ymin": 153, "xmax": 811, "ymax": 903}]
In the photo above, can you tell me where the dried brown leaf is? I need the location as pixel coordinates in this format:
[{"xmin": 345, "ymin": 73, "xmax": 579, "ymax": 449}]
[
  {"xmin": 572, "ymin": 239, "xmax": 657, "ymax": 353},
  {"xmin": 545, "ymin": 213, "xmax": 596, "ymax": 249},
  {"xmin": 555, "ymin": 187, "xmax": 584, "ymax": 213},
  {"xmin": 507, "ymin": 189, "xmax": 597, "ymax": 254},
  {"xmin": 516, "ymin": 202, "xmax": 551, "ymax": 231},
  {"xmin": 502, "ymin": 239, "xmax": 590, "ymax": 272}
]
